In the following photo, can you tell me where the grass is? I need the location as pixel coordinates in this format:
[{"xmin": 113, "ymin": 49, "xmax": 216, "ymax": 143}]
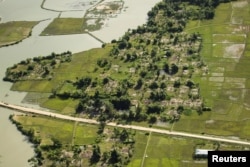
[
  {"xmin": 0, "ymin": 21, "xmax": 38, "ymax": 47},
  {"xmin": 174, "ymin": 0, "xmax": 250, "ymax": 139},
  {"xmin": 136, "ymin": 133, "xmax": 199, "ymax": 167},
  {"xmin": 40, "ymin": 17, "xmax": 105, "ymax": 36},
  {"xmin": 205, "ymin": 120, "xmax": 244, "ymax": 136},
  {"xmin": 41, "ymin": 97, "xmax": 79, "ymax": 115},
  {"xmin": 15, "ymin": 115, "xmax": 99, "ymax": 145},
  {"xmin": 14, "ymin": 113, "xmax": 250, "ymax": 167},
  {"xmin": 212, "ymin": 34, "xmax": 246, "ymax": 43},
  {"xmin": 11, "ymin": 46, "xmax": 112, "ymax": 115},
  {"xmin": 15, "ymin": 115, "xmax": 75, "ymax": 145},
  {"xmin": 127, "ymin": 132, "xmax": 148, "ymax": 167},
  {"xmin": 11, "ymin": 80, "xmax": 52, "ymax": 92},
  {"xmin": 74, "ymin": 123, "xmax": 99, "ymax": 145},
  {"xmin": 40, "ymin": 18, "xmax": 84, "ymax": 35}
]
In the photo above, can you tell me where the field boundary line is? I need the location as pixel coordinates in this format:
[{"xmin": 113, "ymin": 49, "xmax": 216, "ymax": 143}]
[{"xmin": 140, "ymin": 131, "xmax": 151, "ymax": 167}]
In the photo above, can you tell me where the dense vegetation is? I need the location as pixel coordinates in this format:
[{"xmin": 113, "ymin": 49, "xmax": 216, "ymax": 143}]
[
  {"xmin": 4, "ymin": 0, "xmax": 233, "ymax": 125},
  {"xmin": 10, "ymin": 115, "xmax": 137, "ymax": 167},
  {"xmin": 4, "ymin": 0, "xmax": 241, "ymax": 166},
  {"xmin": 4, "ymin": 51, "xmax": 72, "ymax": 82}
]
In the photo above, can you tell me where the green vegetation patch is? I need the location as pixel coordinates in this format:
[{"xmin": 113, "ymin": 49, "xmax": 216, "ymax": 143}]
[
  {"xmin": 74, "ymin": 123, "xmax": 99, "ymax": 145},
  {"xmin": 12, "ymin": 114, "xmax": 138, "ymax": 166},
  {"xmin": 240, "ymin": 121, "xmax": 250, "ymax": 139},
  {"xmin": 213, "ymin": 34, "xmax": 246, "ymax": 43},
  {"xmin": 5, "ymin": 0, "xmax": 241, "ymax": 131},
  {"xmin": 4, "ymin": 51, "xmax": 72, "ymax": 83},
  {"xmin": 0, "ymin": 21, "xmax": 38, "ymax": 47},
  {"xmin": 15, "ymin": 115, "xmax": 74, "ymax": 145},
  {"xmin": 11, "ymin": 80, "xmax": 52, "ymax": 92},
  {"xmin": 41, "ymin": 97, "xmax": 79, "ymax": 115},
  {"xmin": 205, "ymin": 120, "xmax": 244, "ymax": 136},
  {"xmin": 41, "ymin": 18, "xmax": 84, "ymax": 35},
  {"xmin": 182, "ymin": 0, "xmax": 250, "ymax": 139},
  {"xmin": 141, "ymin": 133, "xmax": 201, "ymax": 167}
]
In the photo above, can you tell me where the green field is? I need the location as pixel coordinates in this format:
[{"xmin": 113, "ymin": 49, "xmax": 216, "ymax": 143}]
[
  {"xmin": 129, "ymin": 132, "xmax": 250, "ymax": 167},
  {"xmin": 40, "ymin": 18, "xmax": 84, "ymax": 35},
  {"xmin": 15, "ymin": 115, "xmax": 101, "ymax": 145},
  {"xmin": 0, "ymin": 21, "xmax": 38, "ymax": 47},
  {"xmin": 11, "ymin": 47, "xmax": 112, "ymax": 115},
  {"xmin": 40, "ymin": 17, "xmax": 105, "ymax": 35},
  {"xmin": 14, "ymin": 114, "xmax": 250, "ymax": 167},
  {"xmin": 177, "ymin": 0, "xmax": 250, "ymax": 139}
]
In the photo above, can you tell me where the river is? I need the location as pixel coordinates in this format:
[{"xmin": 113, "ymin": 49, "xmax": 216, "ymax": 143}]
[{"xmin": 0, "ymin": 0, "xmax": 160, "ymax": 166}]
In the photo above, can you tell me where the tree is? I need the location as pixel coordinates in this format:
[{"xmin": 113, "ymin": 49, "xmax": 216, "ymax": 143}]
[
  {"xmin": 163, "ymin": 63, "xmax": 169, "ymax": 74},
  {"xmin": 120, "ymin": 129, "xmax": 129, "ymax": 142},
  {"xmin": 118, "ymin": 40, "xmax": 127, "ymax": 50},
  {"xmin": 177, "ymin": 105, "xmax": 184, "ymax": 114},
  {"xmin": 149, "ymin": 91, "xmax": 167, "ymax": 101},
  {"xmin": 203, "ymin": 7, "xmax": 215, "ymax": 19},
  {"xmin": 186, "ymin": 80, "xmax": 195, "ymax": 88},
  {"xmin": 151, "ymin": 48, "xmax": 157, "ymax": 57},
  {"xmin": 97, "ymin": 121, "xmax": 106, "ymax": 134},
  {"xmin": 135, "ymin": 78, "xmax": 143, "ymax": 89},
  {"xmin": 147, "ymin": 105, "xmax": 162, "ymax": 114},
  {"xmin": 170, "ymin": 63, "xmax": 179, "ymax": 75},
  {"xmin": 148, "ymin": 115, "xmax": 157, "ymax": 124},
  {"xmin": 103, "ymin": 77, "xmax": 109, "ymax": 85},
  {"xmin": 166, "ymin": 50, "xmax": 172, "ymax": 58},
  {"xmin": 90, "ymin": 145, "xmax": 101, "ymax": 164},
  {"xmin": 51, "ymin": 137, "xmax": 62, "ymax": 149},
  {"xmin": 140, "ymin": 70, "xmax": 147, "ymax": 78},
  {"xmin": 102, "ymin": 151, "xmax": 109, "ymax": 162},
  {"xmin": 149, "ymin": 81, "xmax": 158, "ymax": 89},
  {"xmin": 160, "ymin": 82, "xmax": 166, "ymax": 89},
  {"xmin": 111, "ymin": 97, "xmax": 131, "ymax": 110},
  {"xmin": 173, "ymin": 80, "xmax": 181, "ymax": 88},
  {"xmin": 109, "ymin": 149, "xmax": 120, "ymax": 164},
  {"xmin": 97, "ymin": 58, "xmax": 108, "ymax": 67},
  {"xmin": 76, "ymin": 77, "xmax": 92, "ymax": 89}
]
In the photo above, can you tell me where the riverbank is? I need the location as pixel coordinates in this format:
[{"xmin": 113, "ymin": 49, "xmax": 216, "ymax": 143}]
[{"xmin": 0, "ymin": 109, "xmax": 34, "ymax": 167}]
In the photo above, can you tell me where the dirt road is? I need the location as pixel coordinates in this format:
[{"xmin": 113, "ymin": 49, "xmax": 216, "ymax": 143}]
[{"xmin": 1, "ymin": 101, "xmax": 250, "ymax": 146}]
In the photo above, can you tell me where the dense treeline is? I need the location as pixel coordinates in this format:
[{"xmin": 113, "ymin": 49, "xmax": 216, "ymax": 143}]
[{"xmin": 3, "ymin": 51, "xmax": 72, "ymax": 82}]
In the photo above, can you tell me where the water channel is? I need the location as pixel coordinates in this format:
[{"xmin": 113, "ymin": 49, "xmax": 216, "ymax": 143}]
[{"xmin": 0, "ymin": 0, "xmax": 160, "ymax": 166}]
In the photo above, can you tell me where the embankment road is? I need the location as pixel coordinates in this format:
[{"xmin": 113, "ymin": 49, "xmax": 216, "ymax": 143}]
[{"xmin": 1, "ymin": 101, "xmax": 250, "ymax": 146}]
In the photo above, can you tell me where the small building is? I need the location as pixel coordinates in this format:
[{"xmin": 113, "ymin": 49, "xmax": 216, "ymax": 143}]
[{"xmin": 194, "ymin": 149, "xmax": 213, "ymax": 158}]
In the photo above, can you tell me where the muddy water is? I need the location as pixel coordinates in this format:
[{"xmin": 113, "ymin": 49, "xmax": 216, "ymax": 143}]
[
  {"xmin": 0, "ymin": 109, "xmax": 34, "ymax": 167},
  {"xmin": 0, "ymin": 0, "xmax": 55, "ymax": 22},
  {"xmin": 92, "ymin": 0, "xmax": 161, "ymax": 42}
]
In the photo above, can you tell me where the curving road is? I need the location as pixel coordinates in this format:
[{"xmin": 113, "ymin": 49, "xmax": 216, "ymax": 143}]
[{"xmin": 1, "ymin": 101, "xmax": 250, "ymax": 146}]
